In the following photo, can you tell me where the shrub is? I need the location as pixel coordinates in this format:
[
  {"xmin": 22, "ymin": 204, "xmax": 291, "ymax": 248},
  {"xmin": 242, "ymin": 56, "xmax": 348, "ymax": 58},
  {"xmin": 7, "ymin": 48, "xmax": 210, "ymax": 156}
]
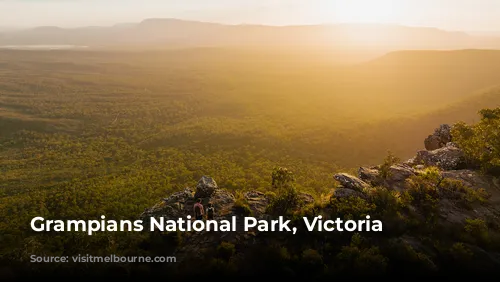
[
  {"xmin": 300, "ymin": 249, "xmax": 324, "ymax": 273},
  {"xmin": 233, "ymin": 199, "xmax": 252, "ymax": 216},
  {"xmin": 271, "ymin": 167, "xmax": 295, "ymax": 189},
  {"xmin": 439, "ymin": 178, "xmax": 489, "ymax": 208},
  {"xmin": 216, "ymin": 242, "xmax": 236, "ymax": 261},
  {"xmin": 334, "ymin": 234, "xmax": 387, "ymax": 276},
  {"xmin": 449, "ymin": 242, "xmax": 473, "ymax": 261},
  {"xmin": 267, "ymin": 167, "xmax": 300, "ymax": 215},
  {"xmin": 451, "ymin": 108, "xmax": 500, "ymax": 175},
  {"xmin": 328, "ymin": 195, "xmax": 376, "ymax": 220},
  {"xmin": 384, "ymin": 240, "xmax": 437, "ymax": 273},
  {"xmin": 463, "ymin": 218, "xmax": 490, "ymax": 246},
  {"xmin": 379, "ymin": 151, "xmax": 401, "ymax": 180},
  {"xmin": 368, "ymin": 186, "xmax": 403, "ymax": 213},
  {"xmin": 403, "ymin": 167, "xmax": 443, "ymax": 220}
]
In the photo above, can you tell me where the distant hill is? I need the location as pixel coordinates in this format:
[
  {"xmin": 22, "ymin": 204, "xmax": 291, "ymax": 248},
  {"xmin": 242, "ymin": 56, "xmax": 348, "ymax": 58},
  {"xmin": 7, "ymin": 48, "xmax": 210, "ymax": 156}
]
[
  {"xmin": 1, "ymin": 18, "xmax": 500, "ymax": 51},
  {"xmin": 339, "ymin": 49, "xmax": 500, "ymax": 115},
  {"xmin": 364, "ymin": 49, "xmax": 500, "ymax": 67}
]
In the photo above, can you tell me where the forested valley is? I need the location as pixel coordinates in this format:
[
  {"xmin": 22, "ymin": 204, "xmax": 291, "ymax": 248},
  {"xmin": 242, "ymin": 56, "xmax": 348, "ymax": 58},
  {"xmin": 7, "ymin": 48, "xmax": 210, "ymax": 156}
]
[{"xmin": 1, "ymin": 47, "xmax": 500, "ymax": 278}]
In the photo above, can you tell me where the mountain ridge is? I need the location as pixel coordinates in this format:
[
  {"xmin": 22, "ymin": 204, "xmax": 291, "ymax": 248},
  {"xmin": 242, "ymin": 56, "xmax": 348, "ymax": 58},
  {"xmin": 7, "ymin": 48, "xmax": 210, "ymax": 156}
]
[{"xmin": 1, "ymin": 18, "xmax": 500, "ymax": 49}]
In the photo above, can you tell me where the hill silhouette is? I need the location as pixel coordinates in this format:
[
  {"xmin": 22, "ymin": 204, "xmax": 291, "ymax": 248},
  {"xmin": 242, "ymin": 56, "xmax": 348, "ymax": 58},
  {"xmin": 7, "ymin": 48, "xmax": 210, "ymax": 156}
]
[{"xmin": 1, "ymin": 19, "xmax": 500, "ymax": 51}]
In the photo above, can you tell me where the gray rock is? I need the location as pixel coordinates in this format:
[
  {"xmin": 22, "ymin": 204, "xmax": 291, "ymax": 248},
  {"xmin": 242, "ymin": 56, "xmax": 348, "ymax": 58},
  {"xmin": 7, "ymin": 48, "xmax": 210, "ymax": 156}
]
[
  {"xmin": 140, "ymin": 188, "xmax": 195, "ymax": 222},
  {"xmin": 359, "ymin": 165, "xmax": 415, "ymax": 191},
  {"xmin": 334, "ymin": 173, "xmax": 370, "ymax": 191},
  {"xmin": 384, "ymin": 164, "xmax": 416, "ymax": 192},
  {"xmin": 442, "ymin": 169, "xmax": 498, "ymax": 195},
  {"xmin": 424, "ymin": 124, "xmax": 452, "ymax": 151},
  {"xmin": 414, "ymin": 143, "xmax": 466, "ymax": 170},
  {"xmin": 424, "ymin": 135, "xmax": 442, "ymax": 151},
  {"xmin": 194, "ymin": 176, "xmax": 219, "ymax": 198},
  {"xmin": 404, "ymin": 157, "xmax": 417, "ymax": 166},
  {"xmin": 298, "ymin": 192, "xmax": 315, "ymax": 205},
  {"xmin": 209, "ymin": 189, "xmax": 236, "ymax": 214},
  {"xmin": 333, "ymin": 188, "xmax": 366, "ymax": 199},
  {"xmin": 244, "ymin": 191, "xmax": 270, "ymax": 216},
  {"xmin": 358, "ymin": 167, "xmax": 381, "ymax": 185}
]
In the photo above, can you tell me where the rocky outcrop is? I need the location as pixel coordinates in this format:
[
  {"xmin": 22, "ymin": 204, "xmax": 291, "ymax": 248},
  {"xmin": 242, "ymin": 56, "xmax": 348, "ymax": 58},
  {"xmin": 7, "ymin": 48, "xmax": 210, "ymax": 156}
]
[
  {"xmin": 140, "ymin": 177, "xmax": 279, "ymax": 263},
  {"xmin": 142, "ymin": 187, "xmax": 195, "ymax": 220},
  {"xmin": 194, "ymin": 175, "xmax": 219, "ymax": 198},
  {"xmin": 141, "ymin": 184, "xmax": 238, "ymax": 223},
  {"xmin": 384, "ymin": 164, "xmax": 417, "ymax": 191},
  {"xmin": 137, "ymin": 122, "xmax": 500, "ymax": 276},
  {"xmin": 424, "ymin": 124, "xmax": 452, "ymax": 151},
  {"xmin": 334, "ymin": 187, "xmax": 366, "ymax": 199},
  {"xmin": 413, "ymin": 143, "xmax": 466, "ymax": 171},
  {"xmin": 244, "ymin": 191, "xmax": 269, "ymax": 215},
  {"xmin": 358, "ymin": 164, "xmax": 417, "ymax": 192},
  {"xmin": 358, "ymin": 166, "xmax": 380, "ymax": 185},
  {"xmin": 334, "ymin": 173, "xmax": 370, "ymax": 191}
]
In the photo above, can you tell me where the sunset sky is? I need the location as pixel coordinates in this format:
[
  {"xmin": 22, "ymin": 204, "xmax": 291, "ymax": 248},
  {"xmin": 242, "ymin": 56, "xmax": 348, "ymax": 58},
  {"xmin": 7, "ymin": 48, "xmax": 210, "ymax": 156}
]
[{"xmin": 1, "ymin": 0, "xmax": 499, "ymax": 32}]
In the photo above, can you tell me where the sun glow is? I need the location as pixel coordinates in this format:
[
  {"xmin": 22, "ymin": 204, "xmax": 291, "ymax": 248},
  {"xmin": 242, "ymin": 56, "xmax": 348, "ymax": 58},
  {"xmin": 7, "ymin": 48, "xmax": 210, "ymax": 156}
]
[{"xmin": 329, "ymin": 0, "xmax": 401, "ymax": 24}]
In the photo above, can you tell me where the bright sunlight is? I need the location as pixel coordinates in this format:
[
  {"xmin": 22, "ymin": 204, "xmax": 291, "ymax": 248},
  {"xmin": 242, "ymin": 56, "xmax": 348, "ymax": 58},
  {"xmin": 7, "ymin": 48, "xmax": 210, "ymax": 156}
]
[{"xmin": 329, "ymin": 0, "xmax": 401, "ymax": 24}]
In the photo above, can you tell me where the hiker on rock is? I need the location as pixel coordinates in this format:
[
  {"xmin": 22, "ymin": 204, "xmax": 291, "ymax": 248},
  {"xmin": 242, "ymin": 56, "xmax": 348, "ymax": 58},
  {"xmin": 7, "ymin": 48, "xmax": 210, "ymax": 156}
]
[
  {"xmin": 193, "ymin": 198, "xmax": 204, "ymax": 220},
  {"xmin": 206, "ymin": 203, "xmax": 215, "ymax": 220}
]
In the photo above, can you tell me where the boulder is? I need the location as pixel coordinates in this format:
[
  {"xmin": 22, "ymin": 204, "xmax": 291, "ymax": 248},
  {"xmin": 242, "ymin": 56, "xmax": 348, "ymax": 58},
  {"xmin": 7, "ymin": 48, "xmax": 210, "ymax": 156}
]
[
  {"xmin": 424, "ymin": 124, "xmax": 452, "ymax": 151},
  {"xmin": 358, "ymin": 167, "xmax": 381, "ymax": 185},
  {"xmin": 162, "ymin": 187, "xmax": 194, "ymax": 205},
  {"xmin": 208, "ymin": 189, "xmax": 236, "ymax": 215},
  {"xmin": 424, "ymin": 135, "xmax": 442, "ymax": 151},
  {"xmin": 414, "ymin": 143, "xmax": 466, "ymax": 171},
  {"xmin": 441, "ymin": 169, "xmax": 500, "ymax": 204},
  {"xmin": 141, "ymin": 188, "xmax": 195, "ymax": 221},
  {"xmin": 298, "ymin": 192, "xmax": 315, "ymax": 205},
  {"xmin": 334, "ymin": 173, "xmax": 370, "ymax": 191},
  {"xmin": 384, "ymin": 164, "xmax": 417, "ymax": 192},
  {"xmin": 194, "ymin": 176, "xmax": 218, "ymax": 198},
  {"xmin": 359, "ymin": 165, "xmax": 416, "ymax": 191},
  {"xmin": 244, "ymin": 191, "xmax": 270, "ymax": 216},
  {"xmin": 333, "ymin": 188, "xmax": 366, "ymax": 199}
]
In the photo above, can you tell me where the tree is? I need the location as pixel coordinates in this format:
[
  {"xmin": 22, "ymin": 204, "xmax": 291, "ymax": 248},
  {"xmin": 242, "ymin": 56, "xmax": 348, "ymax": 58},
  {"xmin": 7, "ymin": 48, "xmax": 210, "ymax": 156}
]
[
  {"xmin": 452, "ymin": 108, "xmax": 500, "ymax": 175},
  {"xmin": 267, "ymin": 167, "xmax": 299, "ymax": 215}
]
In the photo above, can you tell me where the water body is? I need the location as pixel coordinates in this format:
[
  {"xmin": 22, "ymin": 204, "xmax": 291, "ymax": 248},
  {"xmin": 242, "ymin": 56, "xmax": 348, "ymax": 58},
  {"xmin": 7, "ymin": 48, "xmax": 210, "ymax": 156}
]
[{"xmin": 0, "ymin": 45, "xmax": 88, "ymax": 50}]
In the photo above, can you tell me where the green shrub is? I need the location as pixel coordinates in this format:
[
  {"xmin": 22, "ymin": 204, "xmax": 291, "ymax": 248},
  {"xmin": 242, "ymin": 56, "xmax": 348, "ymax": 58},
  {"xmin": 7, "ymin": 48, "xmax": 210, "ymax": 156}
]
[
  {"xmin": 264, "ymin": 191, "xmax": 277, "ymax": 201},
  {"xmin": 449, "ymin": 242, "xmax": 473, "ymax": 261},
  {"xmin": 439, "ymin": 178, "xmax": 489, "ymax": 208},
  {"xmin": 216, "ymin": 241, "xmax": 236, "ymax": 261},
  {"xmin": 403, "ymin": 167, "xmax": 444, "ymax": 220},
  {"xmin": 300, "ymin": 249, "xmax": 324, "ymax": 273},
  {"xmin": 334, "ymin": 234, "xmax": 387, "ymax": 276},
  {"xmin": 328, "ymin": 196, "xmax": 376, "ymax": 220},
  {"xmin": 267, "ymin": 167, "xmax": 300, "ymax": 215},
  {"xmin": 301, "ymin": 249, "xmax": 323, "ymax": 264},
  {"xmin": 379, "ymin": 151, "xmax": 401, "ymax": 180},
  {"xmin": 452, "ymin": 108, "xmax": 500, "ymax": 175},
  {"xmin": 368, "ymin": 186, "xmax": 403, "ymax": 213},
  {"xmin": 384, "ymin": 240, "xmax": 437, "ymax": 273},
  {"xmin": 463, "ymin": 218, "xmax": 490, "ymax": 246},
  {"xmin": 233, "ymin": 199, "xmax": 252, "ymax": 216}
]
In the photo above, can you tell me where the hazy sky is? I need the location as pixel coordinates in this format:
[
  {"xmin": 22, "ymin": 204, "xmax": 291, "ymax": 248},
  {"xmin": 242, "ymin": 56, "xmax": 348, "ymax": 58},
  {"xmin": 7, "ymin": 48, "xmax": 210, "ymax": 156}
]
[{"xmin": 1, "ymin": 0, "xmax": 499, "ymax": 32}]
